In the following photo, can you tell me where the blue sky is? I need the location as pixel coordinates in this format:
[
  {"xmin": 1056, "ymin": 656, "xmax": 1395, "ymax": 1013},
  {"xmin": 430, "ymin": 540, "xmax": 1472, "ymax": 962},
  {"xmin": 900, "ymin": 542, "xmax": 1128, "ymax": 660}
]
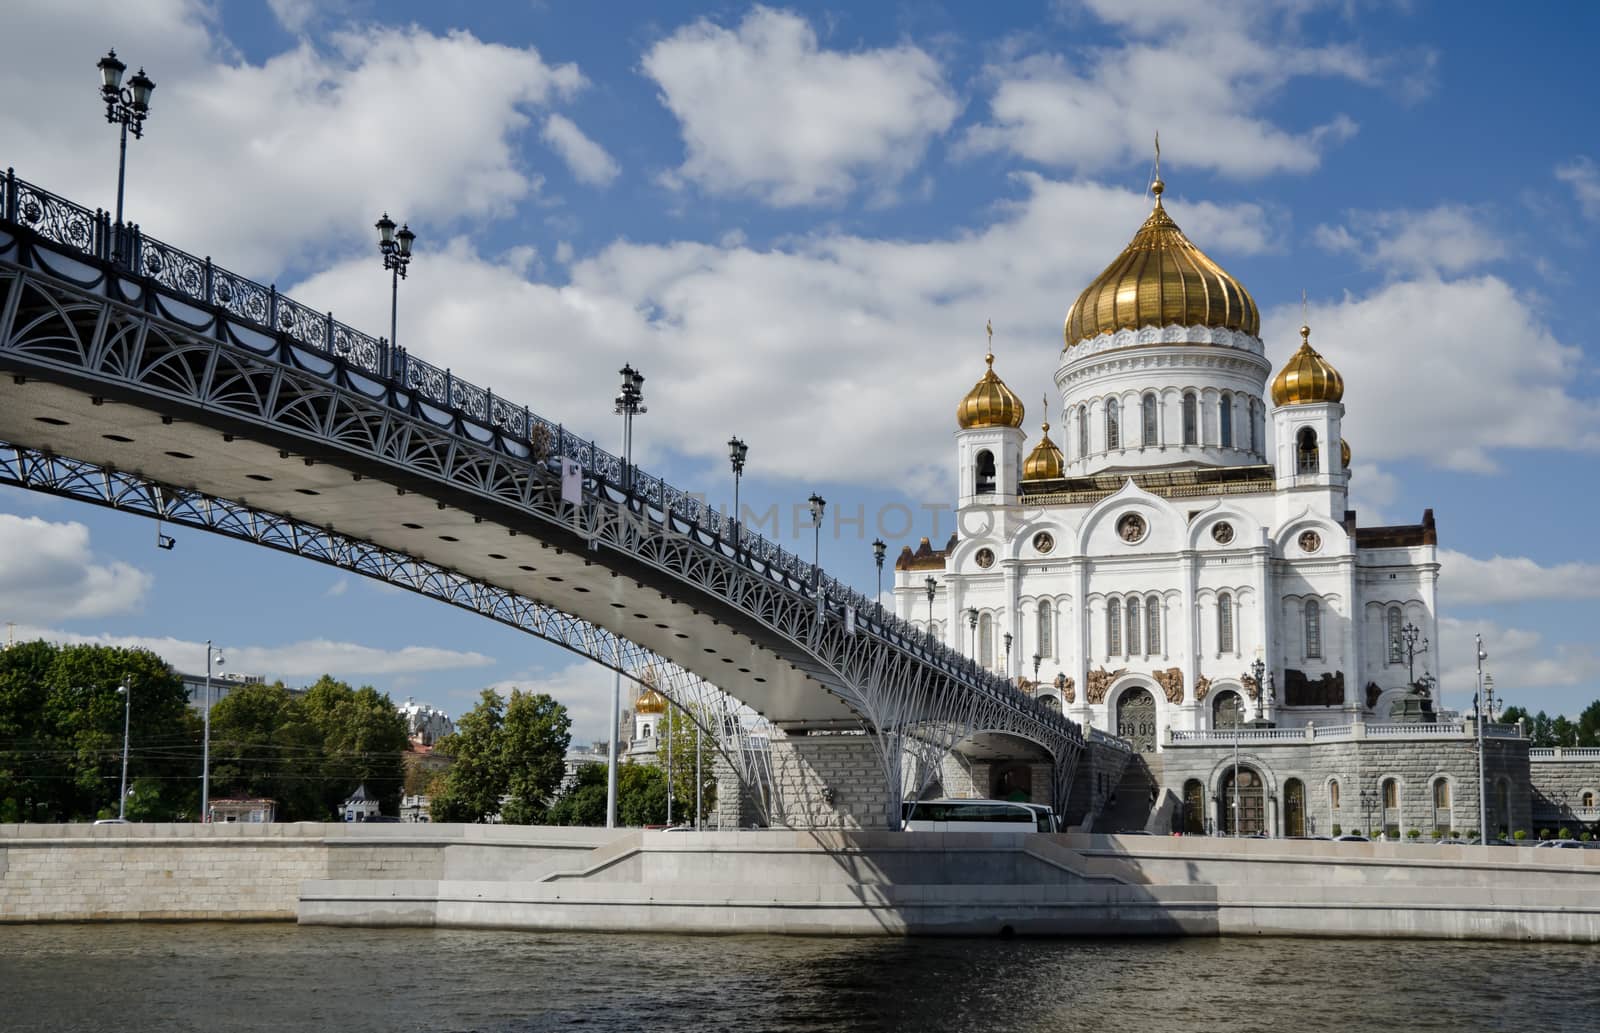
[{"xmin": 3, "ymin": 0, "xmax": 1599, "ymax": 739}]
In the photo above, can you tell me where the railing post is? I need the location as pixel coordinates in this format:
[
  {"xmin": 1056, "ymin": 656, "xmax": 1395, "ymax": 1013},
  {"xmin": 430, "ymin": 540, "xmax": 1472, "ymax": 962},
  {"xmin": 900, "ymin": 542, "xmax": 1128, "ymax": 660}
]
[
  {"xmin": 204, "ymin": 258, "xmax": 214, "ymax": 306},
  {"xmin": 446, "ymin": 368, "xmax": 453, "ymax": 408},
  {"xmin": 325, "ymin": 311, "xmax": 334, "ymax": 354},
  {"xmin": 3, "ymin": 168, "xmax": 15, "ymax": 223},
  {"xmin": 268, "ymin": 285, "xmax": 278, "ymax": 334}
]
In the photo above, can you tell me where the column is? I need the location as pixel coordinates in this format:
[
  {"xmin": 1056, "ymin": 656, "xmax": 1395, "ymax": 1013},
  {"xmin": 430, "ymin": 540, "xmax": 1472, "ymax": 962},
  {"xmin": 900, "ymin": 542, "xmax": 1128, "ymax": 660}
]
[
  {"xmin": 1004, "ymin": 560, "xmax": 1021, "ymax": 680},
  {"xmin": 1344, "ymin": 554, "xmax": 1362, "ymax": 709},
  {"xmin": 1253, "ymin": 545, "xmax": 1274, "ymax": 721}
]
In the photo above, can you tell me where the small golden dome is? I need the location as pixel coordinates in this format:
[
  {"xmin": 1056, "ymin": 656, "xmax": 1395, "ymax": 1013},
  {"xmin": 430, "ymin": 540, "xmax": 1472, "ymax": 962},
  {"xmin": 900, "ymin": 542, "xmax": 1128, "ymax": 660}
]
[
  {"xmin": 956, "ymin": 351, "xmax": 1025, "ymax": 430},
  {"xmin": 1064, "ymin": 179, "xmax": 1260, "ymax": 347},
  {"xmin": 1341, "ymin": 438, "xmax": 1351, "ymax": 469},
  {"xmin": 634, "ymin": 688, "xmax": 669, "ymax": 714},
  {"xmin": 1022, "ymin": 409, "xmax": 1064, "ymax": 481},
  {"xmin": 1270, "ymin": 325, "xmax": 1345, "ymax": 406}
]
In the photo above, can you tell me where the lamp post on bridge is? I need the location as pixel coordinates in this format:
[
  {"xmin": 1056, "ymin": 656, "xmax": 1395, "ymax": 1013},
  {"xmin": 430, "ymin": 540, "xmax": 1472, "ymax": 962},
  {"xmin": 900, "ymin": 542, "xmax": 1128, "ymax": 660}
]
[
  {"xmin": 606, "ymin": 364, "xmax": 647, "ymax": 830},
  {"xmin": 924, "ymin": 577, "xmax": 936, "ymax": 641},
  {"xmin": 872, "ymin": 538, "xmax": 887, "ymax": 606},
  {"xmin": 728, "ymin": 437, "xmax": 747, "ymax": 553},
  {"xmin": 1033, "ymin": 653, "xmax": 1041, "ymax": 687},
  {"xmin": 375, "ymin": 213, "xmax": 416, "ymax": 351},
  {"xmin": 965, "ymin": 607, "xmax": 978, "ymax": 663},
  {"xmin": 200, "ymin": 641, "xmax": 224, "ymax": 822},
  {"xmin": 1003, "ymin": 632, "xmax": 1013, "ymax": 681},
  {"xmin": 97, "ymin": 50, "xmax": 155, "ymax": 244},
  {"xmin": 807, "ymin": 494, "xmax": 826, "ymax": 602}
]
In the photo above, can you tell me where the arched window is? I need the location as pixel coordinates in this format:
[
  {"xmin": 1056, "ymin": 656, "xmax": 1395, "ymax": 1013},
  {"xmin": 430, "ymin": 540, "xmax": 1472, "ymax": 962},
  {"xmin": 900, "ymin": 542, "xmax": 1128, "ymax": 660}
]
[
  {"xmin": 1037, "ymin": 601, "xmax": 1052, "ymax": 658},
  {"xmin": 1142, "ymin": 393, "xmax": 1159, "ymax": 446},
  {"xmin": 1297, "ymin": 427, "xmax": 1319, "ymax": 474},
  {"xmin": 1213, "ymin": 691, "xmax": 1244, "ymax": 729},
  {"xmin": 1078, "ymin": 404, "xmax": 1089, "ymax": 457},
  {"xmin": 1107, "ymin": 597, "xmax": 1122, "ymax": 655},
  {"xmin": 1146, "ymin": 595, "xmax": 1161, "ymax": 655},
  {"xmin": 1582, "ymin": 790, "xmax": 1595, "ymax": 809},
  {"xmin": 1329, "ymin": 778, "xmax": 1341, "ymax": 813},
  {"xmin": 1183, "ymin": 779, "xmax": 1205, "ymax": 835},
  {"xmin": 1432, "ymin": 777, "xmax": 1452, "ymax": 833},
  {"xmin": 1218, "ymin": 592, "xmax": 1235, "ymax": 653},
  {"xmin": 1387, "ymin": 607, "xmax": 1404, "ymax": 664},
  {"xmin": 642, "ymin": 722, "xmax": 652, "ymax": 739},
  {"xmin": 1106, "ymin": 397, "xmax": 1121, "ymax": 450},
  {"xmin": 979, "ymin": 612, "xmax": 994, "ymax": 671},
  {"xmin": 1285, "ymin": 778, "xmax": 1306, "ymax": 837},
  {"xmin": 1248, "ymin": 398, "xmax": 1259, "ymax": 453},
  {"xmin": 1381, "ymin": 778, "xmax": 1400, "ymax": 838},
  {"xmin": 1182, "ymin": 392, "xmax": 1198, "ymax": 445},
  {"xmin": 1304, "ymin": 600, "xmax": 1323, "ymax": 659},
  {"xmin": 975, "ymin": 449, "xmax": 996, "ymax": 494},
  {"xmin": 1126, "ymin": 595, "xmax": 1141, "ymax": 656},
  {"xmin": 1220, "ymin": 392, "xmax": 1234, "ymax": 448}
]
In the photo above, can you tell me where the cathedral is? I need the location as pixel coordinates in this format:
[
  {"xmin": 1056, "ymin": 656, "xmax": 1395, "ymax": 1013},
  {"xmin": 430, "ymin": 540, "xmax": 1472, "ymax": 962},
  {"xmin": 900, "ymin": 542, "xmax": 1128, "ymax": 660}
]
[{"xmin": 886, "ymin": 169, "xmax": 1574, "ymax": 839}]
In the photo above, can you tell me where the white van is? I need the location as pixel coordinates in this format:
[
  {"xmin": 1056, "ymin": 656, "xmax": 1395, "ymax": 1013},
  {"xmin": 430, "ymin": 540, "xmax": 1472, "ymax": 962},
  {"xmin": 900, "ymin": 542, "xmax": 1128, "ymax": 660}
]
[{"xmin": 901, "ymin": 799, "xmax": 1057, "ymax": 833}]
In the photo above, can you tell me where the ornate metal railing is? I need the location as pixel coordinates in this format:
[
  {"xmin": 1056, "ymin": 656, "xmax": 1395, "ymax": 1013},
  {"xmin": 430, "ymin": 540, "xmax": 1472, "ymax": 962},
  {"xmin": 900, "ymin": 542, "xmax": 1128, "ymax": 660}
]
[
  {"xmin": 1170, "ymin": 720, "xmax": 1526, "ymax": 746},
  {"xmin": 0, "ymin": 165, "xmax": 1074, "ymax": 743}
]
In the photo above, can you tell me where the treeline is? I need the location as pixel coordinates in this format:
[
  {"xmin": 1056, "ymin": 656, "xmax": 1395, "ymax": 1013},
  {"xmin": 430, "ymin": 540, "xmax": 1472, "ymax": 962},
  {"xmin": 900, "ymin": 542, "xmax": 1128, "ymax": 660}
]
[
  {"xmin": 1499, "ymin": 702, "xmax": 1600, "ymax": 748},
  {"xmin": 0, "ymin": 642, "xmax": 411, "ymax": 822}
]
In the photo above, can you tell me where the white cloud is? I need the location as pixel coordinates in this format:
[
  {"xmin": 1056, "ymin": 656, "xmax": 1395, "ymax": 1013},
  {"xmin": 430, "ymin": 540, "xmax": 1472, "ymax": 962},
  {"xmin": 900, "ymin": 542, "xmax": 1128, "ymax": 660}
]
[
  {"xmin": 0, "ymin": 515, "xmax": 151, "ymax": 619},
  {"xmin": 1439, "ymin": 616, "xmax": 1600, "ymax": 708},
  {"xmin": 266, "ymin": 0, "xmax": 316, "ymax": 34},
  {"xmin": 324, "ymin": 578, "xmax": 351, "ymax": 599},
  {"xmin": 1345, "ymin": 461, "xmax": 1397, "ymax": 527},
  {"xmin": 11, "ymin": 625, "xmax": 494, "ymax": 681},
  {"xmin": 1264, "ymin": 279, "xmax": 1599, "ymax": 473},
  {"xmin": 1556, "ymin": 156, "xmax": 1600, "ymax": 221},
  {"xmin": 1439, "ymin": 550, "xmax": 1600, "ymax": 607},
  {"xmin": 642, "ymin": 6, "xmax": 959, "ymax": 206},
  {"xmin": 1313, "ymin": 205, "xmax": 1504, "ymax": 277},
  {"xmin": 542, "ymin": 113, "xmax": 620, "ymax": 187},
  {"xmin": 485, "ymin": 660, "xmax": 618, "ymax": 745},
  {"xmin": 965, "ymin": 1, "xmax": 1376, "ymax": 178},
  {"xmin": 0, "ymin": 2, "xmax": 588, "ymax": 275},
  {"xmin": 285, "ymin": 174, "xmax": 1274, "ymax": 493}
]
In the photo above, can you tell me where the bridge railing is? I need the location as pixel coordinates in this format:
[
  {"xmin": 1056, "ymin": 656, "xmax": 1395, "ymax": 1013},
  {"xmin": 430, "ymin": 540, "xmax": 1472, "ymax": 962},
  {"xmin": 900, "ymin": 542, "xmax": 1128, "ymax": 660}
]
[{"xmin": 0, "ymin": 166, "xmax": 1076, "ymax": 743}]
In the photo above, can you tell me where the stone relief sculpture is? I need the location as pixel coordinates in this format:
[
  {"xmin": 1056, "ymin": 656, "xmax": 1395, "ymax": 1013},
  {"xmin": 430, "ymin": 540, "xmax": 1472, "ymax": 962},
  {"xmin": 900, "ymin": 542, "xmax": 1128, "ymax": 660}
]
[
  {"xmin": 1153, "ymin": 667, "xmax": 1184, "ymax": 704},
  {"xmin": 1086, "ymin": 667, "xmax": 1125, "ymax": 704},
  {"xmin": 1241, "ymin": 673, "xmax": 1259, "ymax": 701},
  {"xmin": 1056, "ymin": 675, "xmax": 1075, "ymax": 704},
  {"xmin": 1194, "ymin": 675, "xmax": 1213, "ymax": 702}
]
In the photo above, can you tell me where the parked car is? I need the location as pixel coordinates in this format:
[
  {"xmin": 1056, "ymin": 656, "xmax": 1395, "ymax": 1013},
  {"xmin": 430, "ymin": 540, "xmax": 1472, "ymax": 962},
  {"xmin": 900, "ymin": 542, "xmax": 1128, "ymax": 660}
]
[
  {"xmin": 92, "ymin": 818, "xmax": 130, "ymax": 825},
  {"xmin": 1533, "ymin": 839, "xmax": 1586, "ymax": 849},
  {"xmin": 1333, "ymin": 834, "xmax": 1370, "ymax": 842}
]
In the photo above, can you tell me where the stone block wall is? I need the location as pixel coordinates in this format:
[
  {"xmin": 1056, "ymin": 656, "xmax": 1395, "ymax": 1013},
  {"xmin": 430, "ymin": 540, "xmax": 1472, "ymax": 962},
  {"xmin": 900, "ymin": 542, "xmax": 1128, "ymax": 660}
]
[
  {"xmin": 765, "ymin": 733, "xmax": 890, "ymax": 829},
  {"xmin": 1529, "ymin": 754, "xmax": 1600, "ymax": 832}
]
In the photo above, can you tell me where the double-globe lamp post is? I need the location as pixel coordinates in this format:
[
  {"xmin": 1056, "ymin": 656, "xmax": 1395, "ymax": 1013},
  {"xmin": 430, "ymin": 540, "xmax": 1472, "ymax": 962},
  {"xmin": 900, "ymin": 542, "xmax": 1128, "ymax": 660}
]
[
  {"xmin": 375, "ymin": 213, "xmax": 417, "ymax": 352},
  {"xmin": 808, "ymin": 493, "xmax": 825, "ymax": 602},
  {"xmin": 728, "ymin": 437, "xmax": 747, "ymax": 551},
  {"xmin": 606, "ymin": 364, "xmax": 646, "ymax": 829},
  {"xmin": 200, "ymin": 641, "xmax": 225, "ymax": 822},
  {"xmin": 116, "ymin": 678, "xmax": 132, "ymax": 820},
  {"xmin": 97, "ymin": 50, "xmax": 155, "ymax": 253},
  {"xmin": 872, "ymin": 538, "xmax": 887, "ymax": 605}
]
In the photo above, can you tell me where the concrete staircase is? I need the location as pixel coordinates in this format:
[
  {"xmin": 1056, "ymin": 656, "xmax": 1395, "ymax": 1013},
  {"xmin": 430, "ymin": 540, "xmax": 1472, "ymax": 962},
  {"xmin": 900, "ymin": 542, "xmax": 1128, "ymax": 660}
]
[{"xmin": 1096, "ymin": 753, "xmax": 1169, "ymax": 833}]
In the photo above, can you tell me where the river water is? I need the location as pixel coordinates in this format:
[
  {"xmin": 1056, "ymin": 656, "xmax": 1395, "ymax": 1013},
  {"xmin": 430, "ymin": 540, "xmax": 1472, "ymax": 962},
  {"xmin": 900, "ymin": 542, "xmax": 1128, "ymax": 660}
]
[{"xmin": 1, "ymin": 924, "xmax": 1595, "ymax": 1032}]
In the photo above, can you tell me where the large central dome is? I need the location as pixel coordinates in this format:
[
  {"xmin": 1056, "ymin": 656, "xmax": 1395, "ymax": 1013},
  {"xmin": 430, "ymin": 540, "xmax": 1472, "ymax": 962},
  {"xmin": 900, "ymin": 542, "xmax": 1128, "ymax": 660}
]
[{"xmin": 1064, "ymin": 180, "xmax": 1260, "ymax": 348}]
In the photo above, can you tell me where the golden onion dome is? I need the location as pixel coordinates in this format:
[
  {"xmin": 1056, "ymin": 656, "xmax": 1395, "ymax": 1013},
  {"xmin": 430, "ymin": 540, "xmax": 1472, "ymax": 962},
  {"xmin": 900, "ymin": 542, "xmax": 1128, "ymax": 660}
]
[
  {"xmin": 956, "ymin": 351, "xmax": 1025, "ymax": 430},
  {"xmin": 1341, "ymin": 438, "xmax": 1351, "ymax": 469},
  {"xmin": 1064, "ymin": 177, "xmax": 1260, "ymax": 348},
  {"xmin": 1022, "ymin": 410, "xmax": 1064, "ymax": 481},
  {"xmin": 634, "ymin": 688, "xmax": 669, "ymax": 715},
  {"xmin": 1270, "ymin": 325, "xmax": 1345, "ymax": 406}
]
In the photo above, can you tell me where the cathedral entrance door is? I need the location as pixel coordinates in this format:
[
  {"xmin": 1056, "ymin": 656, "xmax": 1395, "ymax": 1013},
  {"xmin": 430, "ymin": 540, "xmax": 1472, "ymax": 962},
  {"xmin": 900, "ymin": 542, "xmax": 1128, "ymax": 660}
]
[
  {"xmin": 1284, "ymin": 778, "xmax": 1305, "ymax": 837},
  {"xmin": 1220, "ymin": 767, "xmax": 1265, "ymax": 835},
  {"xmin": 1116, "ymin": 688, "xmax": 1157, "ymax": 753}
]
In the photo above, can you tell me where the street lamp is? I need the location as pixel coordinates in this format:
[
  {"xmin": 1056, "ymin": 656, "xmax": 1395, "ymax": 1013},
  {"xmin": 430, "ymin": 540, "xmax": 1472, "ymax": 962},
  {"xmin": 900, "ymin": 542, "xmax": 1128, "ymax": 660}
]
[
  {"xmin": 1484, "ymin": 673, "xmax": 1498, "ymax": 722},
  {"xmin": 116, "ymin": 678, "xmax": 132, "ymax": 820},
  {"xmin": 1400, "ymin": 621, "xmax": 1430, "ymax": 685},
  {"xmin": 966, "ymin": 607, "xmax": 978, "ymax": 660},
  {"xmin": 728, "ymin": 437, "xmax": 748, "ymax": 551},
  {"xmin": 1033, "ymin": 653, "xmax": 1042, "ymax": 685},
  {"xmin": 808, "ymin": 493, "xmax": 826, "ymax": 599},
  {"xmin": 924, "ymin": 576, "xmax": 937, "ymax": 640},
  {"xmin": 375, "ymin": 213, "xmax": 417, "ymax": 351},
  {"xmin": 1004, "ymin": 632, "xmax": 1013, "ymax": 680},
  {"xmin": 97, "ymin": 50, "xmax": 155, "ymax": 235},
  {"xmin": 872, "ymin": 538, "xmax": 887, "ymax": 604},
  {"xmin": 1360, "ymin": 788, "xmax": 1378, "ymax": 837},
  {"xmin": 1475, "ymin": 633, "xmax": 1489, "ymax": 842},
  {"xmin": 606, "ymin": 364, "xmax": 646, "ymax": 830},
  {"xmin": 200, "ymin": 642, "xmax": 224, "ymax": 822}
]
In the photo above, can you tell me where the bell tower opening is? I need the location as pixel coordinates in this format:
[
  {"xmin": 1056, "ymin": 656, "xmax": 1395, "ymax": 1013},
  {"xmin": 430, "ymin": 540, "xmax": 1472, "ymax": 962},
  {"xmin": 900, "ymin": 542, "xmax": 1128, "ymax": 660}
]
[{"xmin": 975, "ymin": 450, "xmax": 996, "ymax": 494}]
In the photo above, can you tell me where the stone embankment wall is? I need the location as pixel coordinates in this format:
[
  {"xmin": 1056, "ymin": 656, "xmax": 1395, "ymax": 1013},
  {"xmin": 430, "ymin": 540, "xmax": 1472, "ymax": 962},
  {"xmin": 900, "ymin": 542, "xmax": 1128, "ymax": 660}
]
[{"xmin": 0, "ymin": 823, "xmax": 611, "ymax": 922}]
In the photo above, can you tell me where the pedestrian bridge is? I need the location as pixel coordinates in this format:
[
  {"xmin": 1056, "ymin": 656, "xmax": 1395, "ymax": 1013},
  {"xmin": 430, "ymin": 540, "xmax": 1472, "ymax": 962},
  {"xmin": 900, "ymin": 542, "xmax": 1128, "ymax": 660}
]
[{"xmin": 0, "ymin": 167, "xmax": 1085, "ymax": 825}]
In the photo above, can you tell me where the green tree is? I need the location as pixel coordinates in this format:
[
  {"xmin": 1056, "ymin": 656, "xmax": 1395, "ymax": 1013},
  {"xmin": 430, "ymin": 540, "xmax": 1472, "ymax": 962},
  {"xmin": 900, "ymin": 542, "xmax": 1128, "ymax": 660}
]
[
  {"xmin": 208, "ymin": 682, "xmax": 324, "ymax": 819},
  {"xmin": 430, "ymin": 689, "xmax": 507, "ymax": 822},
  {"xmin": 499, "ymin": 689, "xmax": 571, "ymax": 824},
  {"xmin": 300, "ymin": 676, "xmax": 410, "ymax": 817},
  {"xmin": 548, "ymin": 763, "xmax": 607, "ymax": 826},
  {"xmin": 548, "ymin": 762, "xmax": 667, "ymax": 827},
  {"xmin": 1578, "ymin": 700, "xmax": 1600, "ymax": 747},
  {"xmin": 660, "ymin": 706, "xmax": 718, "ymax": 825}
]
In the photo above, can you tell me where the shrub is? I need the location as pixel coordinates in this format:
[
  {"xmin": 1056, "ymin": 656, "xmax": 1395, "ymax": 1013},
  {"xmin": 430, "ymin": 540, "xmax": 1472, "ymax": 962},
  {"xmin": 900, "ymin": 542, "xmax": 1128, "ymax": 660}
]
[
  {"xmin": 1583, "ymin": 832, "xmax": 1593, "ymax": 842},
  {"xmin": 1513, "ymin": 829, "xmax": 1528, "ymax": 841},
  {"xmin": 1559, "ymin": 827, "xmax": 1572, "ymax": 840},
  {"xmin": 1370, "ymin": 828, "xmax": 1382, "ymax": 839},
  {"xmin": 1331, "ymin": 824, "xmax": 1342, "ymax": 836},
  {"xmin": 1538, "ymin": 828, "xmax": 1552, "ymax": 840},
  {"xmin": 1464, "ymin": 829, "xmax": 1479, "ymax": 841},
  {"xmin": 1407, "ymin": 829, "xmax": 1421, "ymax": 840},
  {"xmin": 1431, "ymin": 828, "xmax": 1443, "ymax": 839}
]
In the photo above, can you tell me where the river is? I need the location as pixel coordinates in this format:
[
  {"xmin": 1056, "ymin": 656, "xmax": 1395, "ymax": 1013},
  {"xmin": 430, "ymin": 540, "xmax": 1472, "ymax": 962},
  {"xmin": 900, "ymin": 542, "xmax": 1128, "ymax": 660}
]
[{"xmin": 1, "ymin": 924, "xmax": 1594, "ymax": 1032}]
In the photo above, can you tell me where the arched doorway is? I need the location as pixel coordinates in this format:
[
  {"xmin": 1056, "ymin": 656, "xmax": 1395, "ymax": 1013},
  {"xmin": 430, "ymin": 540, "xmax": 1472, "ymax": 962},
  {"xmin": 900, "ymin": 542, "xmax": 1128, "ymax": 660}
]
[
  {"xmin": 1183, "ymin": 779, "xmax": 1205, "ymax": 835},
  {"xmin": 1116, "ymin": 687, "xmax": 1157, "ymax": 753},
  {"xmin": 992, "ymin": 763, "xmax": 1033, "ymax": 802},
  {"xmin": 1213, "ymin": 690, "xmax": 1244, "ymax": 729},
  {"xmin": 1219, "ymin": 767, "xmax": 1265, "ymax": 835},
  {"xmin": 1284, "ymin": 778, "xmax": 1306, "ymax": 837}
]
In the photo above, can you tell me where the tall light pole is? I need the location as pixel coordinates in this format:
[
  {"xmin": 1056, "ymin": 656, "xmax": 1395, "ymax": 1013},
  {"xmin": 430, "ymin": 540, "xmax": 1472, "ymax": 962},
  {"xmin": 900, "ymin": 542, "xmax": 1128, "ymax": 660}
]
[
  {"xmin": 200, "ymin": 642, "xmax": 224, "ymax": 822},
  {"xmin": 666, "ymin": 698, "xmax": 674, "ymax": 827},
  {"xmin": 1400, "ymin": 620, "xmax": 1432, "ymax": 708},
  {"xmin": 117, "ymin": 678, "xmax": 132, "ymax": 820},
  {"xmin": 375, "ymin": 213, "xmax": 416, "ymax": 350},
  {"xmin": 1475, "ymin": 633, "xmax": 1489, "ymax": 840},
  {"xmin": 1004, "ymin": 632, "xmax": 1013, "ymax": 680},
  {"xmin": 728, "ymin": 437, "xmax": 747, "ymax": 553},
  {"xmin": 1241, "ymin": 656, "xmax": 1265, "ymax": 836},
  {"xmin": 1033, "ymin": 653, "xmax": 1042, "ymax": 686},
  {"xmin": 97, "ymin": 50, "xmax": 155, "ymax": 235},
  {"xmin": 872, "ymin": 538, "xmax": 887, "ymax": 605},
  {"xmin": 607, "ymin": 364, "xmax": 646, "ymax": 830},
  {"xmin": 695, "ymin": 718, "xmax": 703, "ymax": 831},
  {"xmin": 924, "ymin": 576, "xmax": 936, "ymax": 640},
  {"xmin": 808, "ymin": 493, "xmax": 826, "ymax": 601},
  {"xmin": 966, "ymin": 607, "xmax": 978, "ymax": 663}
]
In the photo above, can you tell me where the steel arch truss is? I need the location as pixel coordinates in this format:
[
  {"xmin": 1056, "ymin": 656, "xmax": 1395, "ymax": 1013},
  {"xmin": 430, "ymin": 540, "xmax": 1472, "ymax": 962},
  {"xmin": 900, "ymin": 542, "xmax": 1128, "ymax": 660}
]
[
  {"xmin": 1, "ymin": 192, "xmax": 1084, "ymax": 826},
  {"xmin": 0, "ymin": 441, "xmax": 789, "ymax": 824}
]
